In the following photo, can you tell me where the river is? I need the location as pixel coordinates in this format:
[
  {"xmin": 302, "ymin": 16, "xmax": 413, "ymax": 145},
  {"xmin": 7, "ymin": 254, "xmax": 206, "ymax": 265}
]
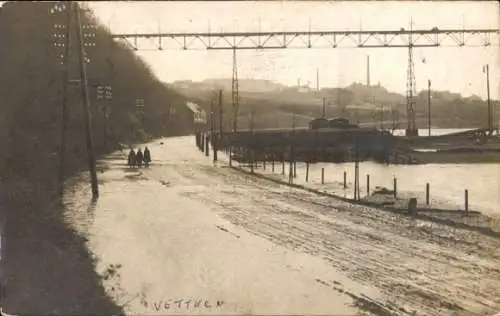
[{"xmin": 260, "ymin": 128, "xmax": 500, "ymax": 217}]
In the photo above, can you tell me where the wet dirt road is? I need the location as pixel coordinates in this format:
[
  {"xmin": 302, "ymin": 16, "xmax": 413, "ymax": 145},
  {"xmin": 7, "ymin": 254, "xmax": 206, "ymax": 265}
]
[{"xmin": 67, "ymin": 136, "xmax": 500, "ymax": 316}]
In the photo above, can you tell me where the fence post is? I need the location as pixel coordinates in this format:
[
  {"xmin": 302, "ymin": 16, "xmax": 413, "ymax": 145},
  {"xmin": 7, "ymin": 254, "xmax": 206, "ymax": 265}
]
[
  {"xmin": 465, "ymin": 189, "xmax": 469, "ymax": 213},
  {"xmin": 321, "ymin": 168, "xmax": 324, "ymax": 184},
  {"xmin": 343, "ymin": 171, "xmax": 347, "ymax": 189},
  {"xmin": 282, "ymin": 159, "xmax": 285, "ymax": 175},
  {"xmin": 426, "ymin": 183, "xmax": 430, "ymax": 205},
  {"xmin": 393, "ymin": 177, "xmax": 397, "ymax": 198},
  {"xmin": 366, "ymin": 174, "xmax": 370, "ymax": 197},
  {"xmin": 263, "ymin": 159, "xmax": 266, "ymax": 170},
  {"xmin": 272, "ymin": 159, "xmax": 275, "ymax": 172},
  {"xmin": 306, "ymin": 162, "xmax": 309, "ymax": 182},
  {"xmin": 293, "ymin": 161, "xmax": 297, "ymax": 178}
]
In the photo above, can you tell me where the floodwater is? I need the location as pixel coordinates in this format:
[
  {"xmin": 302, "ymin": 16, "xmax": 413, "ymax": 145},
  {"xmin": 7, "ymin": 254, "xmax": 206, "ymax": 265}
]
[
  {"xmin": 281, "ymin": 160, "xmax": 500, "ymax": 216},
  {"xmin": 255, "ymin": 128, "xmax": 500, "ymax": 216},
  {"xmin": 330, "ymin": 128, "xmax": 499, "ymax": 216}
]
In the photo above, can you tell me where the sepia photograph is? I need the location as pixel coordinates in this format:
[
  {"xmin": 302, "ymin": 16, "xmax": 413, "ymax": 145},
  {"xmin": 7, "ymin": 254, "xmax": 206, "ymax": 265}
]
[{"xmin": 0, "ymin": 0, "xmax": 499, "ymax": 315}]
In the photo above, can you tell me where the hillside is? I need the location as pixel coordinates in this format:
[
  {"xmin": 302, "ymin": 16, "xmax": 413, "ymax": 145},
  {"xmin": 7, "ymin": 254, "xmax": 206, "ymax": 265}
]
[
  {"xmin": 172, "ymin": 78, "xmax": 287, "ymax": 93},
  {"xmin": 0, "ymin": 2, "xmax": 192, "ymax": 314},
  {"xmin": 174, "ymin": 79, "xmax": 499, "ymax": 130}
]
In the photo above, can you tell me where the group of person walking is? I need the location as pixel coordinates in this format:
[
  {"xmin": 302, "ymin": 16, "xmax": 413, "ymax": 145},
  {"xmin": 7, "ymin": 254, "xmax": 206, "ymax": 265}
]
[{"xmin": 128, "ymin": 146, "xmax": 151, "ymax": 168}]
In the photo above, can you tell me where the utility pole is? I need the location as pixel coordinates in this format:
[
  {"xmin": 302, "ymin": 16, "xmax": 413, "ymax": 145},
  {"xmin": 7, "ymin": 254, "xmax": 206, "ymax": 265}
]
[
  {"xmin": 56, "ymin": 1, "xmax": 72, "ymax": 198},
  {"xmin": 97, "ymin": 84, "xmax": 112, "ymax": 151},
  {"xmin": 322, "ymin": 97, "xmax": 326, "ymax": 118},
  {"xmin": 366, "ymin": 55, "xmax": 370, "ymax": 86},
  {"xmin": 484, "ymin": 64, "xmax": 492, "ymax": 134},
  {"xmin": 405, "ymin": 18, "xmax": 418, "ymax": 137},
  {"xmin": 210, "ymin": 96, "xmax": 215, "ymax": 136},
  {"xmin": 75, "ymin": 2, "xmax": 99, "ymax": 198},
  {"xmin": 427, "ymin": 79, "xmax": 431, "ymax": 136},
  {"xmin": 289, "ymin": 114, "xmax": 296, "ymax": 184},
  {"xmin": 230, "ymin": 49, "xmax": 238, "ymax": 167},
  {"xmin": 232, "ymin": 47, "xmax": 239, "ymax": 133},
  {"xmin": 354, "ymin": 137, "xmax": 359, "ymax": 201},
  {"xmin": 219, "ymin": 89, "xmax": 223, "ymax": 135},
  {"xmin": 250, "ymin": 107, "xmax": 255, "ymax": 173},
  {"xmin": 380, "ymin": 103, "xmax": 384, "ymax": 130}
]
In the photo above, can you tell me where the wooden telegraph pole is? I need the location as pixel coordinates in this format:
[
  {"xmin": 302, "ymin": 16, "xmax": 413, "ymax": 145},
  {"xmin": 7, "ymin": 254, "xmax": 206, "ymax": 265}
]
[
  {"xmin": 219, "ymin": 89, "xmax": 223, "ymax": 135},
  {"xmin": 75, "ymin": 2, "xmax": 99, "ymax": 198},
  {"xmin": 428, "ymin": 79, "xmax": 431, "ymax": 136},
  {"xmin": 485, "ymin": 64, "xmax": 492, "ymax": 134},
  {"xmin": 58, "ymin": 0, "xmax": 72, "ymax": 198}
]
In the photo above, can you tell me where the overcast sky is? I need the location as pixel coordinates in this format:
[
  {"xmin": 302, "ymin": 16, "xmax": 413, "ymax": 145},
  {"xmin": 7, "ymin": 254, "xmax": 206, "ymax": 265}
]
[{"xmin": 86, "ymin": 1, "xmax": 498, "ymax": 99}]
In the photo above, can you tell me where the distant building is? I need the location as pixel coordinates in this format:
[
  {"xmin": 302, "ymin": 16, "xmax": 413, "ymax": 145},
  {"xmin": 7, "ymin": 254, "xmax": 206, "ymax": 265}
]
[
  {"xmin": 185, "ymin": 101, "xmax": 207, "ymax": 124},
  {"xmin": 297, "ymin": 85, "xmax": 312, "ymax": 93},
  {"xmin": 308, "ymin": 117, "xmax": 330, "ymax": 129},
  {"xmin": 309, "ymin": 117, "xmax": 359, "ymax": 130}
]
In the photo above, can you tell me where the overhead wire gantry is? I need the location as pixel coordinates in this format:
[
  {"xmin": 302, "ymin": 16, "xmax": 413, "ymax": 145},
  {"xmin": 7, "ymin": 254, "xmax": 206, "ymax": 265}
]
[
  {"xmin": 110, "ymin": 28, "xmax": 498, "ymax": 50},
  {"xmin": 110, "ymin": 27, "xmax": 499, "ymax": 136}
]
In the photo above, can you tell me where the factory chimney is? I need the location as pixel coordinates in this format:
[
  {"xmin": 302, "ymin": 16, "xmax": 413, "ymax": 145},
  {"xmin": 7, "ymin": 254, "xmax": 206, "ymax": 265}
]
[
  {"xmin": 316, "ymin": 68, "xmax": 319, "ymax": 91},
  {"xmin": 366, "ymin": 55, "xmax": 371, "ymax": 87}
]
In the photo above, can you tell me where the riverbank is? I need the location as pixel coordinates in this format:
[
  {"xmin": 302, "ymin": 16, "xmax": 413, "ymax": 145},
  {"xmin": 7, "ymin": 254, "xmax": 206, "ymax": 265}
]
[{"xmin": 409, "ymin": 149, "xmax": 500, "ymax": 164}]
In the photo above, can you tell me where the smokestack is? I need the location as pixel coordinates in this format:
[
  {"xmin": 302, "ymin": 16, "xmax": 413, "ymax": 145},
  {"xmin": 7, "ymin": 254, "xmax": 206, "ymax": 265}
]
[
  {"xmin": 316, "ymin": 68, "xmax": 319, "ymax": 91},
  {"xmin": 366, "ymin": 55, "xmax": 370, "ymax": 87}
]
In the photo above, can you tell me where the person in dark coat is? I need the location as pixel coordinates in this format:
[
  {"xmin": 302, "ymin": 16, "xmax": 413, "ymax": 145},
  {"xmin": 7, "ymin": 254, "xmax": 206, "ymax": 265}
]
[
  {"xmin": 143, "ymin": 146, "xmax": 151, "ymax": 167},
  {"xmin": 136, "ymin": 148, "xmax": 143, "ymax": 168},
  {"xmin": 127, "ymin": 149, "xmax": 136, "ymax": 168}
]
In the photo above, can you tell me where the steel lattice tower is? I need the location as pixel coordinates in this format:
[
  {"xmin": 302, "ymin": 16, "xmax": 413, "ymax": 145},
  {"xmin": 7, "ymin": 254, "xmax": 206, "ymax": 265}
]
[
  {"xmin": 405, "ymin": 20, "xmax": 418, "ymax": 136},
  {"xmin": 232, "ymin": 47, "xmax": 239, "ymax": 132}
]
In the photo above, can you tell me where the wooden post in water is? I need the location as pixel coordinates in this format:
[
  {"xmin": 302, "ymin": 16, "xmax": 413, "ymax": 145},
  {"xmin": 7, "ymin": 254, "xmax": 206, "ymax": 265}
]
[
  {"xmin": 366, "ymin": 174, "xmax": 370, "ymax": 197},
  {"xmin": 465, "ymin": 189, "xmax": 469, "ymax": 213},
  {"xmin": 272, "ymin": 159, "xmax": 275, "ymax": 172},
  {"xmin": 426, "ymin": 183, "xmax": 430, "ymax": 205},
  {"xmin": 293, "ymin": 161, "xmax": 297, "ymax": 178},
  {"xmin": 282, "ymin": 158, "xmax": 285, "ymax": 175},
  {"xmin": 321, "ymin": 168, "xmax": 324, "ymax": 184},
  {"xmin": 263, "ymin": 159, "xmax": 266, "ymax": 170},
  {"xmin": 306, "ymin": 162, "xmax": 309, "ymax": 182},
  {"xmin": 393, "ymin": 177, "xmax": 397, "ymax": 198},
  {"xmin": 354, "ymin": 141, "xmax": 360, "ymax": 201},
  {"xmin": 343, "ymin": 171, "xmax": 347, "ymax": 189}
]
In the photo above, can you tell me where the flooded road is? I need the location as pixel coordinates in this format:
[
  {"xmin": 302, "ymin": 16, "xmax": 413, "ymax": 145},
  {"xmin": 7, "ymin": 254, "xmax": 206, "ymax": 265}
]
[{"xmin": 64, "ymin": 136, "xmax": 500, "ymax": 316}]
